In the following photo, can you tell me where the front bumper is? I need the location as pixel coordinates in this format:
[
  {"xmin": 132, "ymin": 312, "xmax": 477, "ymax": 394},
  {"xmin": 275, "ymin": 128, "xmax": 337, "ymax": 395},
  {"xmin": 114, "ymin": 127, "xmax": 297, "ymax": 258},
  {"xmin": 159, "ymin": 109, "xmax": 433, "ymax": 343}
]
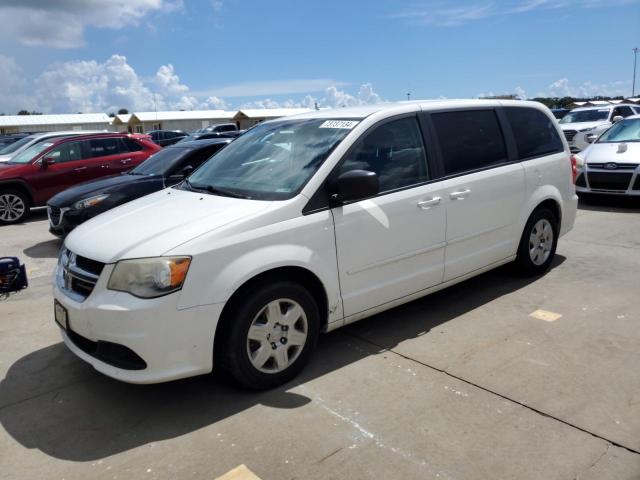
[
  {"xmin": 575, "ymin": 166, "xmax": 640, "ymax": 196},
  {"xmin": 53, "ymin": 263, "xmax": 225, "ymax": 384},
  {"xmin": 48, "ymin": 206, "xmax": 84, "ymax": 238}
]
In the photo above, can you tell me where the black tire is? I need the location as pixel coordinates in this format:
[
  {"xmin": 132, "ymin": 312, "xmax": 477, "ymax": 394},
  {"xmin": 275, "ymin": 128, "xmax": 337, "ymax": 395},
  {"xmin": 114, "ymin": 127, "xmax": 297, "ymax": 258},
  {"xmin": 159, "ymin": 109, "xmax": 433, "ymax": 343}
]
[
  {"xmin": 217, "ymin": 281, "xmax": 320, "ymax": 390},
  {"xmin": 515, "ymin": 207, "xmax": 559, "ymax": 277},
  {"xmin": 0, "ymin": 190, "xmax": 30, "ymax": 225}
]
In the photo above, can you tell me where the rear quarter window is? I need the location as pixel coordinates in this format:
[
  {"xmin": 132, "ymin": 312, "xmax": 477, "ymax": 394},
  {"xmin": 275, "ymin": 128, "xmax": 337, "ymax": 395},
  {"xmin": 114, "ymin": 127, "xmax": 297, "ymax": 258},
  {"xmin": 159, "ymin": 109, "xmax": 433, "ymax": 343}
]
[
  {"xmin": 431, "ymin": 109, "xmax": 508, "ymax": 176},
  {"xmin": 505, "ymin": 107, "xmax": 563, "ymax": 159}
]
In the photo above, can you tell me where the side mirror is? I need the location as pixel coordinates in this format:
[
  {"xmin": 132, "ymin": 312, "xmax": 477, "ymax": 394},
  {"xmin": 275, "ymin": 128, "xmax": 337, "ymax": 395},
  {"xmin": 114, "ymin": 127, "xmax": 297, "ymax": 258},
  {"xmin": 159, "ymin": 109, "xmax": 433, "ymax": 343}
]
[
  {"xmin": 41, "ymin": 156, "xmax": 55, "ymax": 168},
  {"xmin": 330, "ymin": 170, "xmax": 379, "ymax": 204},
  {"xmin": 612, "ymin": 115, "xmax": 624, "ymax": 123},
  {"xmin": 585, "ymin": 133, "xmax": 598, "ymax": 144}
]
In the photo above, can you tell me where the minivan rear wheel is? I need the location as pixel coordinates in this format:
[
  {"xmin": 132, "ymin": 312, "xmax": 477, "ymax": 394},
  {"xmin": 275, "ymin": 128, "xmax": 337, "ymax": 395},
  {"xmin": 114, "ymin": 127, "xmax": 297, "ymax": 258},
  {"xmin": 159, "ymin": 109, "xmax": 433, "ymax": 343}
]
[
  {"xmin": 515, "ymin": 207, "xmax": 558, "ymax": 276},
  {"xmin": 218, "ymin": 281, "xmax": 320, "ymax": 389},
  {"xmin": 0, "ymin": 190, "xmax": 30, "ymax": 225}
]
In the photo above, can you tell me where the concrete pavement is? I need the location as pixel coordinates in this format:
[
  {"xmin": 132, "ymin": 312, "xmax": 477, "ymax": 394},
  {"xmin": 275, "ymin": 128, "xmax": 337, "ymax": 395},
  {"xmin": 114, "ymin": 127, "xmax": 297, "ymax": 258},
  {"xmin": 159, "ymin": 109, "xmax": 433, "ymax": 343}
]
[{"xmin": 0, "ymin": 198, "xmax": 639, "ymax": 479}]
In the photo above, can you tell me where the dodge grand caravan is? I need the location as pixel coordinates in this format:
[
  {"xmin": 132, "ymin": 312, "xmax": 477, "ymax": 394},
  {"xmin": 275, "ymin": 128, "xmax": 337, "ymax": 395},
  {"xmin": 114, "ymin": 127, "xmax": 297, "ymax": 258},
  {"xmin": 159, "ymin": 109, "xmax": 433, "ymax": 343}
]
[{"xmin": 53, "ymin": 100, "xmax": 578, "ymax": 389}]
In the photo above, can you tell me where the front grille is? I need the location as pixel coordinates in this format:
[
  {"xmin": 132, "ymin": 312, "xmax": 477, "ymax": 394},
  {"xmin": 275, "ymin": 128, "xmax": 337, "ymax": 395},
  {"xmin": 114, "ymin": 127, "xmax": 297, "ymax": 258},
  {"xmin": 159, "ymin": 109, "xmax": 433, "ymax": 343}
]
[
  {"xmin": 587, "ymin": 172, "xmax": 633, "ymax": 191},
  {"xmin": 587, "ymin": 163, "xmax": 639, "ymax": 170},
  {"xmin": 48, "ymin": 206, "xmax": 61, "ymax": 225},
  {"xmin": 563, "ymin": 130, "xmax": 577, "ymax": 142},
  {"xmin": 58, "ymin": 249, "xmax": 105, "ymax": 301}
]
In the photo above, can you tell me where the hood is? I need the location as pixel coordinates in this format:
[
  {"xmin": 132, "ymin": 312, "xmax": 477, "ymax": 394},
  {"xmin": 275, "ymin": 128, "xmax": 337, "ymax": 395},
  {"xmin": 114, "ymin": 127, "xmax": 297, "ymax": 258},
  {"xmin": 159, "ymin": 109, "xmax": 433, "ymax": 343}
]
[
  {"xmin": 582, "ymin": 142, "xmax": 640, "ymax": 165},
  {"xmin": 64, "ymin": 187, "xmax": 273, "ymax": 263},
  {"xmin": 48, "ymin": 173, "xmax": 160, "ymax": 207},
  {"xmin": 560, "ymin": 121, "xmax": 607, "ymax": 131}
]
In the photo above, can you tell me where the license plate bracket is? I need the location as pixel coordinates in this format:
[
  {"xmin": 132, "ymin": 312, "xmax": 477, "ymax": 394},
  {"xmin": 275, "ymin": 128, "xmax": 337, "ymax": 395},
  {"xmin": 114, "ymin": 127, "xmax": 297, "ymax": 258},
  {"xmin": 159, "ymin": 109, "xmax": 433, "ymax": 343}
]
[{"xmin": 54, "ymin": 300, "xmax": 68, "ymax": 331}]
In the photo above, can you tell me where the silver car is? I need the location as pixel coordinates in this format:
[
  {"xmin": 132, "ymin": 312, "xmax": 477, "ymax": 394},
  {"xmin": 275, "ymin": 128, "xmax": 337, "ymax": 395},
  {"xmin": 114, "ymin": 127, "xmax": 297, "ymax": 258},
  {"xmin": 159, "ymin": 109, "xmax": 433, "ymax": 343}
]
[{"xmin": 574, "ymin": 115, "xmax": 640, "ymax": 196}]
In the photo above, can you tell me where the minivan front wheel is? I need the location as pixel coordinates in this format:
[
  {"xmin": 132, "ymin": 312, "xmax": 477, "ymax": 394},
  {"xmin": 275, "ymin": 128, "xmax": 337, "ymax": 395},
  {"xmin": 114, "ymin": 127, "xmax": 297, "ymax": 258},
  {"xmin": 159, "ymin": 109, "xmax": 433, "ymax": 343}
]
[
  {"xmin": 0, "ymin": 190, "xmax": 30, "ymax": 225},
  {"xmin": 515, "ymin": 207, "xmax": 558, "ymax": 276},
  {"xmin": 219, "ymin": 281, "xmax": 320, "ymax": 389}
]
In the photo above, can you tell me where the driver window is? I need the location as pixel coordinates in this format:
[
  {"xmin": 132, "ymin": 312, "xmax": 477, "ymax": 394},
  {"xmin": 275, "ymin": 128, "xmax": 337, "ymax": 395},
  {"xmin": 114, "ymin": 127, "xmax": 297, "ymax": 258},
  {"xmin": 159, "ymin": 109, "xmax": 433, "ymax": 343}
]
[
  {"xmin": 337, "ymin": 117, "xmax": 429, "ymax": 193},
  {"xmin": 47, "ymin": 141, "xmax": 83, "ymax": 163}
]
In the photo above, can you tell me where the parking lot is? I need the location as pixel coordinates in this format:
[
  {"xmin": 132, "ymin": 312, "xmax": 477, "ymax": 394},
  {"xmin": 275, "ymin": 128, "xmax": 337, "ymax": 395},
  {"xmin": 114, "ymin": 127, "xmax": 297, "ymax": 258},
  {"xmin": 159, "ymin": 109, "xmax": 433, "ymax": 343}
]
[{"xmin": 1, "ymin": 197, "xmax": 639, "ymax": 480}]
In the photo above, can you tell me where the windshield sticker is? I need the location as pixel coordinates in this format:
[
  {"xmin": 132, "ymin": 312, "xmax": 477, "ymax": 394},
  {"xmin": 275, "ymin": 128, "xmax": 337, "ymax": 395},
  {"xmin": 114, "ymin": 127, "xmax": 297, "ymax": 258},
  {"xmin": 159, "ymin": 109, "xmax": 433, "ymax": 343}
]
[{"xmin": 319, "ymin": 120, "xmax": 359, "ymax": 129}]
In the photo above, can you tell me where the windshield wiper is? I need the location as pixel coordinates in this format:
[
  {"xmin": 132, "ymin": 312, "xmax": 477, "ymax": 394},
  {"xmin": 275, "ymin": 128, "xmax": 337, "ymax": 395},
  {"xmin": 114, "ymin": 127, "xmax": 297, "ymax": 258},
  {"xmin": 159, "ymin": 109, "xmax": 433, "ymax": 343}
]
[{"xmin": 183, "ymin": 179, "xmax": 250, "ymax": 199}]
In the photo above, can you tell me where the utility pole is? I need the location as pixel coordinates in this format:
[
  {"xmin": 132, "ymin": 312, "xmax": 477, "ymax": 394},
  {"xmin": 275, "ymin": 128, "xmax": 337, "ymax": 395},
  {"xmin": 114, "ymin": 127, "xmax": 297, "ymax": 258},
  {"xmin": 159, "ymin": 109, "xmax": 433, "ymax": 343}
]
[
  {"xmin": 633, "ymin": 47, "xmax": 639, "ymax": 97},
  {"xmin": 407, "ymin": 92, "xmax": 411, "ymax": 101}
]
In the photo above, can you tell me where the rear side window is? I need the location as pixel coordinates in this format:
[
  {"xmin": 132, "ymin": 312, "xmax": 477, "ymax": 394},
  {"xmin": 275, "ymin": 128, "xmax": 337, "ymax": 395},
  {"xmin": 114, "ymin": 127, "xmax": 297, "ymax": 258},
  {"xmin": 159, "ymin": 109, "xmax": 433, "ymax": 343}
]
[
  {"xmin": 505, "ymin": 107, "xmax": 563, "ymax": 159},
  {"xmin": 88, "ymin": 138, "xmax": 123, "ymax": 157},
  {"xmin": 338, "ymin": 117, "xmax": 429, "ymax": 193},
  {"xmin": 432, "ymin": 110, "xmax": 507, "ymax": 176},
  {"xmin": 122, "ymin": 137, "xmax": 143, "ymax": 152}
]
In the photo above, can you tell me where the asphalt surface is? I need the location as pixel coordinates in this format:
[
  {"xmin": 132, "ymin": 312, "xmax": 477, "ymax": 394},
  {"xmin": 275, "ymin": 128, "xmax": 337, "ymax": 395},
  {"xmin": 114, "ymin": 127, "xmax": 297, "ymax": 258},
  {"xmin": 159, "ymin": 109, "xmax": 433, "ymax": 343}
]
[{"xmin": 1, "ymin": 198, "xmax": 639, "ymax": 480}]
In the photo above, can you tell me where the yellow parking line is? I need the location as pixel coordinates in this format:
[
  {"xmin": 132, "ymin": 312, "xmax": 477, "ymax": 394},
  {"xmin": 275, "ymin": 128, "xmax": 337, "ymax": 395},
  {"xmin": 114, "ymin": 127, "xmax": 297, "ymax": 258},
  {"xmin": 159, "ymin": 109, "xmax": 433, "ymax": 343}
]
[
  {"xmin": 215, "ymin": 464, "xmax": 262, "ymax": 480},
  {"xmin": 529, "ymin": 309, "xmax": 562, "ymax": 322}
]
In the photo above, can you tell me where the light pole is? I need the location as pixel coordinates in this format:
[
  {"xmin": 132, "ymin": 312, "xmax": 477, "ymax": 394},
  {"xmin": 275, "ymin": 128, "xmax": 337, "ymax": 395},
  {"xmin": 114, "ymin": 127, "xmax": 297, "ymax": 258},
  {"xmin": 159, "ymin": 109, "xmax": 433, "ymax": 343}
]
[{"xmin": 633, "ymin": 47, "xmax": 639, "ymax": 97}]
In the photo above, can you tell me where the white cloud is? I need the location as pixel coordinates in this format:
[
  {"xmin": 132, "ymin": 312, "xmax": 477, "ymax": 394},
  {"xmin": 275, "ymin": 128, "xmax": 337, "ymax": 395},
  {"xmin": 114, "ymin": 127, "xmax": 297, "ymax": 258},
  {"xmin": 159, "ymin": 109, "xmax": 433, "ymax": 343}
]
[
  {"xmin": 0, "ymin": 0, "xmax": 182, "ymax": 48},
  {"xmin": 34, "ymin": 55, "xmax": 156, "ymax": 113},
  {"xmin": 155, "ymin": 64, "xmax": 189, "ymax": 95},
  {"xmin": 514, "ymin": 86, "xmax": 527, "ymax": 100},
  {"xmin": 392, "ymin": 0, "xmax": 640, "ymax": 27},
  {"xmin": 0, "ymin": 55, "xmax": 35, "ymax": 113},
  {"xmin": 543, "ymin": 78, "xmax": 630, "ymax": 98},
  {"xmin": 0, "ymin": 52, "xmax": 382, "ymax": 114},
  {"xmin": 194, "ymin": 79, "xmax": 346, "ymax": 98},
  {"xmin": 241, "ymin": 83, "xmax": 385, "ymax": 109}
]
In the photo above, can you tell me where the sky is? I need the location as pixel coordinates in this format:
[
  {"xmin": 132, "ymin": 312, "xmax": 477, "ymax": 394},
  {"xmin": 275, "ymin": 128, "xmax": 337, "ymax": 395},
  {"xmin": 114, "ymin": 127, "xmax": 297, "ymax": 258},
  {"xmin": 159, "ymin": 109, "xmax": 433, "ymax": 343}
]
[{"xmin": 0, "ymin": 0, "xmax": 639, "ymax": 114}]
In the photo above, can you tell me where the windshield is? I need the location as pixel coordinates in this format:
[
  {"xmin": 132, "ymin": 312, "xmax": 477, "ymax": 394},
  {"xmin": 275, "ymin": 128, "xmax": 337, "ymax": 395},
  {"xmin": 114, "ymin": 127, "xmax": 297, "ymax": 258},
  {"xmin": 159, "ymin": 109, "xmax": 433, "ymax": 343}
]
[
  {"xmin": 0, "ymin": 135, "xmax": 35, "ymax": 156},
  {"xmin": 597, "ymin": 118, "xmax": 640, "ymax": 143},
  {"xmin": 184, "ymin": 118, "xmax": 356, "ymax": 200},
  {"xmin": 559, "ymin": 109, "xmax": 609, "ymax": 124},
  {"xmin": 131, "ymin": 147, "xmax": 191, "ymax": 175},
  {"xmin": 9, "ymin": 141, "xmax": 54, "ymax": 164}
]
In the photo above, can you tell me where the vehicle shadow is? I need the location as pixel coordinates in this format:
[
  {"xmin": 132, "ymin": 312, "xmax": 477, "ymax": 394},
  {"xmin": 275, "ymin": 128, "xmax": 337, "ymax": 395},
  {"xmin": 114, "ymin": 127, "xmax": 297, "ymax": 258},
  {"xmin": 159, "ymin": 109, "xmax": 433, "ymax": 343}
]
[
  {"xmin": 578, "ymin": 194, "xmax": 640, "ymax": 213},
  {"xmin": 0, "ymin": 256, "xmax": 565, "ymax": 461},
  {"xmin": 23, "ymin": 239, "xmax": 62, "ymax": 259}
]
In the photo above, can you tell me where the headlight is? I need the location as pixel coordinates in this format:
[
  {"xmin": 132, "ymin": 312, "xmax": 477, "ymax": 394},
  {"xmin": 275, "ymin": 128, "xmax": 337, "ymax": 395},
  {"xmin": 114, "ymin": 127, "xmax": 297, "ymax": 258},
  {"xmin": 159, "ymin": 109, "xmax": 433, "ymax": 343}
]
[
  {"xmin": 107, "ymin": 257, "xmax": 191, "ymax": 298},
  {"xmin": 74, "ymin": 194, "xmax": 110, "ymax": 210},
  {"xmin": 578, "ymin": 127, "xmax": 594, "ymax": 132}
]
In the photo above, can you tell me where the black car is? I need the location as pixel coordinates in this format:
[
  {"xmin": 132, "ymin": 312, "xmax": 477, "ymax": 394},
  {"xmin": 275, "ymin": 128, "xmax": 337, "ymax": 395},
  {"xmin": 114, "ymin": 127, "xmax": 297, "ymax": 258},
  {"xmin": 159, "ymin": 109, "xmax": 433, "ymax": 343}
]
[
  {"xmin": 47, "ymin": 138, "xmax": 231, "ymax": 237},
  {"xmin": 551, "ymin": 108, "xmax": 570, "ymax": 120},
  {"xmin": 148, "ymin": 130, "xmax": 188, "ymax": 147}
]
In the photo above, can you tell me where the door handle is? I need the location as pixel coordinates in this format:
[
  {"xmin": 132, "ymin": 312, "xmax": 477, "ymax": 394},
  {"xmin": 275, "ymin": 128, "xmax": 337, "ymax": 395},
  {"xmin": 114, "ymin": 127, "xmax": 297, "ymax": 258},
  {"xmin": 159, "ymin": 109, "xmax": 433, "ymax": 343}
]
[
  {"xmin": 100, "ymin": 164, "xmax": 109, "ymax": 169},
  {"xmin": 449, "ymin": 189, "xmax": 471, "ymax": 200},
  {"xmin": 73, "ymin": 166, "xmax": 87, "ymax": 172},
  {"xmin": 417, "ymin": 197, "xmax": 441, "ymax": 209},
  {"xmin": 120, "ymin": 158, "xmax": 132, "ymax": 164}
]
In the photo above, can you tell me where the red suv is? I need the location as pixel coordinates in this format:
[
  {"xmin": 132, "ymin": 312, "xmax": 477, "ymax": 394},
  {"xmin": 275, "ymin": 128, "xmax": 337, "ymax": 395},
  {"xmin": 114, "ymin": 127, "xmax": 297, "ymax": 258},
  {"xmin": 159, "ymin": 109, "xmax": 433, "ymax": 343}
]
[{"xmin": 0, "ymin": 133, "xmax": 160, "ymax": 224}]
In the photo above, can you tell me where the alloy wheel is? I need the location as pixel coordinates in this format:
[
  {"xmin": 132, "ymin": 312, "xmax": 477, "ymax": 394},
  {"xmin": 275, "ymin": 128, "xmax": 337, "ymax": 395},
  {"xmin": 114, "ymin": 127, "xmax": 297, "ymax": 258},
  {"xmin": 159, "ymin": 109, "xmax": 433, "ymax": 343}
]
[{"xmin": 0, "ymin": 193, "xmax": 26, "ymax": 223}]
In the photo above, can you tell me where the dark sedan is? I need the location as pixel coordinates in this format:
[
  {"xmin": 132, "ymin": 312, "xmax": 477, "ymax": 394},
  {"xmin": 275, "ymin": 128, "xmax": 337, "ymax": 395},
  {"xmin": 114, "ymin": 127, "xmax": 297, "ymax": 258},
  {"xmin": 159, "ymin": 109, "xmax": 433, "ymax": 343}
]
[
  {"xmin": 148, "ymin": 130, "xmax": 188, "ymax": 147},
  {"xmin": 47, "ymin": 138, "xmax": 231, "ymax": 237}
]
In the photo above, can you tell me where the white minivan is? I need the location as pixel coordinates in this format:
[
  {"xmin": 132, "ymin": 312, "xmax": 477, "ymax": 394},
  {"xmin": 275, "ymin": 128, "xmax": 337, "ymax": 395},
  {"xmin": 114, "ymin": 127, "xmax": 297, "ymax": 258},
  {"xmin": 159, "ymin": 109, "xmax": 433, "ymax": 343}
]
[{"xmin": 53, "ymin": 100, "xmax": 578, "ymax": 389}]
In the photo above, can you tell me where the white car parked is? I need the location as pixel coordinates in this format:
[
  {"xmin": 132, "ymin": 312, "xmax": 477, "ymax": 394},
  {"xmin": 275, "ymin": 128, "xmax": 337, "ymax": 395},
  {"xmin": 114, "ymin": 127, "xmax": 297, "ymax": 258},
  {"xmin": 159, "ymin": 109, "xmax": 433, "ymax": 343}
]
[
  {"xmin": 574, "ymin": 114, "xmax": 640, "ymax": 195},
  {"xmin": 559, "ymin": 104, "xmax": 639, "ymax": 153},
  {"xmin": 53, "ymin": 100, "xmax": 578, "ymax": 389}
]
